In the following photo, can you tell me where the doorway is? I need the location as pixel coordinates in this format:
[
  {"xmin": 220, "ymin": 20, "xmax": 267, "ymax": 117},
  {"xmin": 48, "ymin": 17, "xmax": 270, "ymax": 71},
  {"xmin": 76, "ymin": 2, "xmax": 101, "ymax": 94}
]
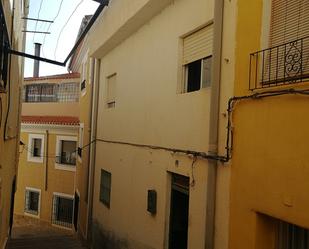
[{"xmin": 169, "ymin": 174, "xmax": 190, "ymax": 249}]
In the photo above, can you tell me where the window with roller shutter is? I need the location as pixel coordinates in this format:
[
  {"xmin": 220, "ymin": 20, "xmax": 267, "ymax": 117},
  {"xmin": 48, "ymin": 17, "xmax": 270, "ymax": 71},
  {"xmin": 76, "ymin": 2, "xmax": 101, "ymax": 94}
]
[
  {"xmin": 267, "ymin": 0, "xmax": 309, "ymax": 82},
  {"xmin": 182, "ymin": 25, "xmax": 213, "ymax": 93}
]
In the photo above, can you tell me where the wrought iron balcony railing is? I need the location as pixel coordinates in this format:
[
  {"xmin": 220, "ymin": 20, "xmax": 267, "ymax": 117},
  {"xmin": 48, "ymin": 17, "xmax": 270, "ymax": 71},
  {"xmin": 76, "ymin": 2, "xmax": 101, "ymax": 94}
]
[{"xmin": 249, "ymin": 36, "xmax": 309, "ymax": 90}]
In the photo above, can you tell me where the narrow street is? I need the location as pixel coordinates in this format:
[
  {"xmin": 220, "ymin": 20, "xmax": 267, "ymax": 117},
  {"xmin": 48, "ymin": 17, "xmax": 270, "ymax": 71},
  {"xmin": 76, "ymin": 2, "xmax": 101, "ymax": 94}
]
[{"xmin": 6, "ymin": 216, "xmax": 87, "ymax": 249}]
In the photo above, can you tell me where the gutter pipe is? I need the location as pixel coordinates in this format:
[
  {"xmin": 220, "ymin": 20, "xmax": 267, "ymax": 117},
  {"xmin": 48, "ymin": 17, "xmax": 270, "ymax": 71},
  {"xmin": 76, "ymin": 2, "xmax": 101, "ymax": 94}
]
[
  {"xmin": 205, "ymin": 0, "xmax": 224, "ymax": 248},
  {"xmin": 86, "ymin": 58, "xmax": 100, "ymax": 242}
]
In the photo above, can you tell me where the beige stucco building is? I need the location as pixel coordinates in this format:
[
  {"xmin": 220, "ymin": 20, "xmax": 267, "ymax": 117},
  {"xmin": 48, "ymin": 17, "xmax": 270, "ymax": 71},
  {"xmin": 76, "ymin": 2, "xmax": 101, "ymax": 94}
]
[
  {"xmin": 14, "ymin": 73, "xmax": 80, "ymax": 230},
  {"xmin": 68, "ymin": 15, "xmax": 94, "ymax": 240},
  {"xmin": 0, "ymin": 0, "xmax": 27, "ymax": 248},
  {"xmin": 71, "ymin": 0, "xmax": 234, "ymax": 248}
]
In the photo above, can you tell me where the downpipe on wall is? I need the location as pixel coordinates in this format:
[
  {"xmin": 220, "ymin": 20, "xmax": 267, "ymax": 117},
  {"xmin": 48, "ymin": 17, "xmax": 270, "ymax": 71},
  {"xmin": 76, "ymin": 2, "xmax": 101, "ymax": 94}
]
[
  {"xmin": 86, "ymin": 58, "xmax": 101, "ymax": 242},
  {"xmin": 205, "ymin": 0, "xmax": 224, "ymax": 248}
]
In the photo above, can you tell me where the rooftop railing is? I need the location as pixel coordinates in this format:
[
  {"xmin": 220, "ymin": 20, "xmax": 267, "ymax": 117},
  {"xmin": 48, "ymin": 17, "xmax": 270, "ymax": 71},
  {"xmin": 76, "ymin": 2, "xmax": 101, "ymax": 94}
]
[
  {"xmin": 23, "ymin": 82, "xmax": 79, "ymax": 103},
  {"xmin": 249, "ymin": 36, "xmax": 309, "ymax": 90}
]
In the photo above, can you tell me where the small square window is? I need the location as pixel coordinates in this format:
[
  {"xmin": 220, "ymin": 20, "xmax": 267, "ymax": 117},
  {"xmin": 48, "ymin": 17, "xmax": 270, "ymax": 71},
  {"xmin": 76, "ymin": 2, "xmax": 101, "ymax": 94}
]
[
  {"xmin": 24, "ymin": 188, "xmax": 40, "ymax": 216},
  {"xmin": 27, "ymin": 134, "xmax": 44, "ymax": 163},
  {"xmin": 107, "ymin": 74, "xmax": 116, "ymax": 108},
  {"xmin": 55, "ymin": 136, "xmax": 77, "ymax": 170},
  {"xmin": 184, "ymin": 56, "xmax": 212, "ymax": 93},
  {"xmin": 100, "ymin": 169, "xmax": 111, "ymax": 207},
  {"xmin": 59, "ymin": 140, "xmax": 77, "ymax": 165},
  {"xmin": 32, "ymin": 138, "xmax": 42, "ymax": 157}
]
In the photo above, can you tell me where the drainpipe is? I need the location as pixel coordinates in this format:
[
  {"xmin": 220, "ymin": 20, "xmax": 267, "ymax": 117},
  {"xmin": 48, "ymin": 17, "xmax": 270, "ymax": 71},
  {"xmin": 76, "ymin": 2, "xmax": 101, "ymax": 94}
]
[
  {"xmin": 86, "ymin": 58, "xmax": 100, "ymax": 241},
  {"xmin": 45, "ymin": 130, "xmax": 49, "ymax": 190},
  {"xmin": 205, "ymin": 0, "xmax": 224, "ymax": 248}
]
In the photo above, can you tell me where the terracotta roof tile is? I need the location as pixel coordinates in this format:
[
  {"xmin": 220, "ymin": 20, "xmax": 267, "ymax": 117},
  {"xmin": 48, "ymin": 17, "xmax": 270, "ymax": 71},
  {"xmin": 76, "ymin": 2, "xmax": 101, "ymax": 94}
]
[{"xmin": 22, "ymin": 116, "xmax": 79, "ymax": 126}]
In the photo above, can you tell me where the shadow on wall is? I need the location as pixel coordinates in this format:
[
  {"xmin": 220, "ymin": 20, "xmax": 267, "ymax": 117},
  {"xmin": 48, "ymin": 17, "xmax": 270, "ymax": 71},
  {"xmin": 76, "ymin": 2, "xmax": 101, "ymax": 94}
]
[
  {"xmin": 92, "ymin": 221, "xmax": 129, "ymax": 249},
  {"xmin": 91, "ymin": 220, "xmax": 157, "ymax": 249}
]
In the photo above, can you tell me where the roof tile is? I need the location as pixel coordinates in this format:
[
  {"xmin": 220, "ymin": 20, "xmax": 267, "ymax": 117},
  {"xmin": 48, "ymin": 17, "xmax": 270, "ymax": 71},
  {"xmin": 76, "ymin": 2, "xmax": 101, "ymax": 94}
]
[{"xmin": 22, "ymin": 116, "xmax": 79, "ymax": 126}]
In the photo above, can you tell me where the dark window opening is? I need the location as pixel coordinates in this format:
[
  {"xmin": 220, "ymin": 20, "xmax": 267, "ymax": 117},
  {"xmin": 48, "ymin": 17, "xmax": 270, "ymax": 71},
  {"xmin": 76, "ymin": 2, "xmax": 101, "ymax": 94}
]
[
  {"xmin": 100, "ymin": 169, "xmax": 111, "ymax": 207},
  {"xmin": 277, "ymin": 221, "xmax": 309, "ymax": 249},
  {"xmin": 185, "ymin": 56, "xmax": 212, "ymax": 93},
  {"xmin": 52, "ymin": 195, "xmax": 74, "ymax": 228},
  {"xmin": 32, "ymin": 138, "xmax": 42, "ymax": 157},
  {"xmin": 81, "ymin": 80, "xmax": 86, "ymax": 91},
  {"xmin": 186, "ymin": 60, "xmax": 201, "ymax": 92},
  {"xmin": 25, "ymin": 190, "xmax": 39, "ymax": 215},
  {"xmin": 57, "ymin": 140, "xmax": 77, "ymax": 165}
]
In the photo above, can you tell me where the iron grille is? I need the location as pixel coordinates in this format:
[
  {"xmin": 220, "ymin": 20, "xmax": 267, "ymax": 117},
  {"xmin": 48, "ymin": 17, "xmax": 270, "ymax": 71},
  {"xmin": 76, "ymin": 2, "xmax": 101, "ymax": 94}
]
[
  {"xmin": 55, "ymin": 153, "xmax": 76, "ymax": 166},
  {"xmin": 24, "ymin": 82, "xmax": 79, "ymax": 103},
  {"xmin": 52, "ymin": 195, "xmax": 74, "ymax": 228},
  {"xmin": 249, "ymin": 36, "xmax": 309, "ymax": 90}
]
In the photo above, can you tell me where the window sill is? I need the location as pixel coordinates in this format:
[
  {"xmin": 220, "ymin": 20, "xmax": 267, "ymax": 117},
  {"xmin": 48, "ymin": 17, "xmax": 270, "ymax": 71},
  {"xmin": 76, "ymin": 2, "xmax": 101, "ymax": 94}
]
[
  {"xmin": 24, "ymin": 211, "xmax": 40, "ymax": 218},
  {"xmin": 27, "ymin": 157, "xmax": 44, "ymax": 164},
  {"xmin": 55, "ymin": 163, "xmax": 76, "ymax": 172}
]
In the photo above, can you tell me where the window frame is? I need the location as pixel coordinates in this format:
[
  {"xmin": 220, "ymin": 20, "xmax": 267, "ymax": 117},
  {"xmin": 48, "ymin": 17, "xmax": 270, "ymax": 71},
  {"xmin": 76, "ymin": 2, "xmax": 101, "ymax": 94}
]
[
  {"xmin": 99, "ymin": 169, "xmax": 112, "ymax": 208},
  {"xmin": 106, "ymin": 73, "xmax": 116, "ymax": 108},
  {"xmin": 24, "ymin": 187, "xmax": 41, "ymax": 218},
  {"xmin": 27, "ymin": 134, "xmax": 45, "ymax": 163},
  {"xmin": 183, "ymin": 56, "xmax": 212, "ymax": 93},
  {"xmin": 55, "ymin": 135, "xmax": 77, "ymax": 172}
]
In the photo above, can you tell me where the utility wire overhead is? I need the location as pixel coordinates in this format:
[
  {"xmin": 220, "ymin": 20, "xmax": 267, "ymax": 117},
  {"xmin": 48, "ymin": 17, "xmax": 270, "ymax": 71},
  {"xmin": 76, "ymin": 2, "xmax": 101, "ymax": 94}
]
[
  {"xmin": 41, "ymin": 0, "xmax": 64, "ymax": 57},
  {"xmin": 32, "ymin": 0, "xmax": 44, "ymax": 44},
  {"xmin": 53, "ymin": 0, "xmax": 84, "ymax": 60}
]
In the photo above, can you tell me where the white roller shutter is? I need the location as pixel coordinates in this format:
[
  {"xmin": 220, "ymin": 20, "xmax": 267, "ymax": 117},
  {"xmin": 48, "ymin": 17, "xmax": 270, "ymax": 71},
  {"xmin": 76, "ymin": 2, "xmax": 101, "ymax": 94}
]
[
  {"xmin": 183, "ymin": 25, "xmax": 213, "ymax": 64},
  {"xmin": 270, "ymin": 0, "xmax": 309, "ymax": 46}
]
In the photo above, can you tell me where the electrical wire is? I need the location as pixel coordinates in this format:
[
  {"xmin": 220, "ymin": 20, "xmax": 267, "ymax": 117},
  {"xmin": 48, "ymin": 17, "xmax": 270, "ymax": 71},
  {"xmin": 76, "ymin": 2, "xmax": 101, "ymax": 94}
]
[
  {"xmin": 41, "ymin": 0, "xmax": 64, "ymax": 57},
  {"xmin": 224, "ymin": 88, "xmax": 309, "ymax": 163},
  {"xmin": 20, "ymin": 88, "xmax": 309, "ymax": 164},
  {"xmin": 21, "ymin": 139, "xmax": 96, "ymax": 159},
  {"xmin": 53, "ymin": 0, "xmax": 84, "ymax": 60},
  {"xmin": 32, "ymin": 0, "xmax": 44, "ymax": 44}
]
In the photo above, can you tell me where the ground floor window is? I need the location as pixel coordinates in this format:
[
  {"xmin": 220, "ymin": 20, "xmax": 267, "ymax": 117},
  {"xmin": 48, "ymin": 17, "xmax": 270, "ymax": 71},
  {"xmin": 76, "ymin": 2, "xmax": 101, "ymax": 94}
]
[
  {"xmin": 99, "ymin": 169, "xmax": 111, "ymax": 208},
  {"xmin": 24, "ymin": 188, "xmax": 40, "ymax": 216},
  {"xmin": 257, "ymin": 214, "xmax": 309, "ymax": 249},
  {"xmin": 52, "ymin": 194, "xmax": 74, "ymax": 228},
  {"xmin": 277, "ymin": 221, "xmax": 309, "ymax": 249}
]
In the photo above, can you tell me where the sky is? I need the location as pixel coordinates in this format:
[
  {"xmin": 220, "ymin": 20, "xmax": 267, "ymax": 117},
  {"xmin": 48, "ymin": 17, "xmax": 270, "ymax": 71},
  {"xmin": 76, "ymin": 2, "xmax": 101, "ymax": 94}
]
[{"xmin": 24, "ymin": 0, "xmax": 99, "ymax": 77}]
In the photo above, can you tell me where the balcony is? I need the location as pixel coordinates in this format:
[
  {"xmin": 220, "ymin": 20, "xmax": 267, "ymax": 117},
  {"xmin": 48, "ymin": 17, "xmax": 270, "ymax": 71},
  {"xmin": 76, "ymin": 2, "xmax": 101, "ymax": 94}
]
[
  {"xmin": 56, "ymin": 153, "xmax": 76, "ymax": 166},
  {"xmin": 23, "ymin": 83, "xmax": 79, "ymax": 103},
  {"xmin": 249, "ymin": 36, "xmax": 309, "ymax": 90}
]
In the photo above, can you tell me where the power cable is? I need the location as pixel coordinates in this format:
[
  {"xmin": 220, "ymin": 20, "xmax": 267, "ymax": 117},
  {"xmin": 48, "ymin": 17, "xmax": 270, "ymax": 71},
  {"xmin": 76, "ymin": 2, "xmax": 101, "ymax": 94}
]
[
  {"xmin": 41, "ymin": 0, "xmax": 64, "ymax": 57},
  {"xmin": 53, "ymin": 0, "xmax": 84, "ymax": 60},
  {"xmin": 32, "ymin": 0, "xmax": 44, "ymax": 44}
]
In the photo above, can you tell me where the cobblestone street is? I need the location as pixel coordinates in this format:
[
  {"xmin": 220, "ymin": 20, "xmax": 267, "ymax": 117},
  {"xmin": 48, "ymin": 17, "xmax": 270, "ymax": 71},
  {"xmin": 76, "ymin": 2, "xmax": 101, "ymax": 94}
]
[{"xmin": 7, "ymin": 216, "xmax": 87, "ymax": 249}]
